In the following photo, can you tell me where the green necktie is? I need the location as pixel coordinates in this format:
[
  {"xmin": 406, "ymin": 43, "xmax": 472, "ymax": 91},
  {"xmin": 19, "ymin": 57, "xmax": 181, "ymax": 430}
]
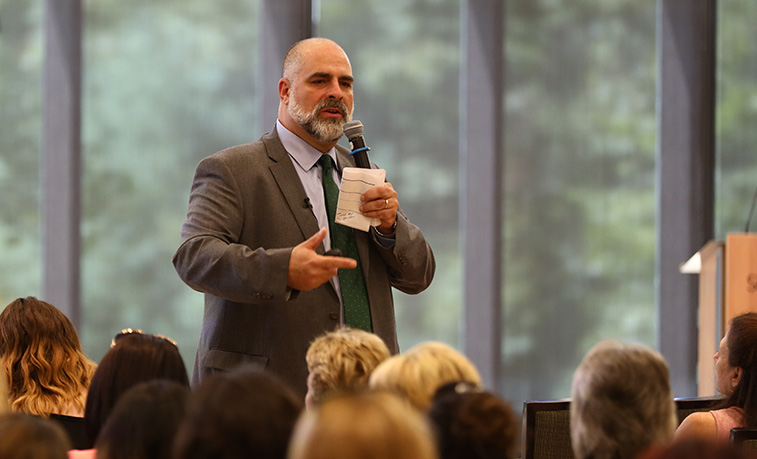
[{"xmin": 318, "ymin": 154, "xmax": 373, "ymax": 331}]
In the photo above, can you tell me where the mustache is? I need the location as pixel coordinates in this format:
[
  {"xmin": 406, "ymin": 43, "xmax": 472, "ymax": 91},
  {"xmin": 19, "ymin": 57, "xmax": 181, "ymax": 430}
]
[{"xmin": 314, "ymin": 99, "xmax": 350, "ymax": 115}]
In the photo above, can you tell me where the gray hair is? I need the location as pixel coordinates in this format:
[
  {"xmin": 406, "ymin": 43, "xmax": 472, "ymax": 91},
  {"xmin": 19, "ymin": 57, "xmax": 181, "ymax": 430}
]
[{"xmin": 570, "ymin": 340, "xmax": 677, "ymax": 459}]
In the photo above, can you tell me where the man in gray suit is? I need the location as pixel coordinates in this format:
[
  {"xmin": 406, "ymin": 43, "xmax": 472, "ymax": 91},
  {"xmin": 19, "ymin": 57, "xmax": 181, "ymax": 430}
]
[{"xmin": 173, "ymin": 37, "xmax": 435, "ymax": 394}]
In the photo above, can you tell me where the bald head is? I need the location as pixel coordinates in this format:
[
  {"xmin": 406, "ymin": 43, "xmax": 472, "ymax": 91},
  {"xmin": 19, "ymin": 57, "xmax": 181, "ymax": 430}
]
[{"xmin": 282, "ymin": 38, "xmax": 350, "ymax": 81}]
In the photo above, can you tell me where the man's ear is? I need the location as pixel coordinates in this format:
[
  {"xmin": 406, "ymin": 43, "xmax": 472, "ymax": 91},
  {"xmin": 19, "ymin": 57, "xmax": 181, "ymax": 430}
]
[
  {"xmin": 731, "ymin": 366, "xmax": 744, "ymax": 389},
  {"xmin": 278, "ymin": 78, "xmax": 291, "ymax": 104}
]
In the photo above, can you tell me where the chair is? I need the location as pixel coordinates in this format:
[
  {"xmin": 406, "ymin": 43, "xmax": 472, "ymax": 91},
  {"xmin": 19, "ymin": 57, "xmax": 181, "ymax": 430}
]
[
  {"xmin": 48, "ymin": 414, "xmax": 88, "ymax": 450},
  {"xmin": 730, "ymin": 427, "xmax": 757, "ymax": 452},
  {"xmin": 521, "ymin": 399, "xmax": 573, "ymax": 459}
]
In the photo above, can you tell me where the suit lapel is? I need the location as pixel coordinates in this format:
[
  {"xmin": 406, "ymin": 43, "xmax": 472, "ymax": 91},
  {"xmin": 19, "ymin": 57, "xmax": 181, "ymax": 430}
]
[{"xmin": 263, "ymin": 130, "xmax": 322, "ymax": 250}]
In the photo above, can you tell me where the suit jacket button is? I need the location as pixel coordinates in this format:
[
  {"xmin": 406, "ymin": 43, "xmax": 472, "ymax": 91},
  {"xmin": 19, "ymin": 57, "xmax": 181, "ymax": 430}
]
[{"xmin": 329, "ymin": 313, "xmax": 339, "ymax": 321}]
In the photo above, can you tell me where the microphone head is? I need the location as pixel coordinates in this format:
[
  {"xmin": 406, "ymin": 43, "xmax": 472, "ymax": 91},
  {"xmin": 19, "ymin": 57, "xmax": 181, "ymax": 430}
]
[{"xmin": 343, "ymin": 120, "xmax": 364, "ymax": 140}]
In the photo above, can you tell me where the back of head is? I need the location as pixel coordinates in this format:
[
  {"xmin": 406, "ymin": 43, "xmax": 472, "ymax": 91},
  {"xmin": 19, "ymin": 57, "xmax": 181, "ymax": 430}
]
[
  {"xmin": 0, "ymin": 412, "xmax": 71, "ymax": 459},
  {"xmin": 306, "ymin": 327, "xmax": 390, "ymax": 406},
  {"xmin": 428, "ymin": 382, "xmax": 518, "ymax": 459},
  {"xmin": 723, "ymin": 312, "xmax": 757, "ymax": 426},
  {"xmin": 369, "ymin": 341, "xmax": 482, "ymax": 411},
  {"xmin": 84, "ymin": 330, "xmax": 188, "ymax": 447},
  {"xmin": 570, "ymin": 340, "xmax": 676, "ymax": 459},
  {"xmin": 0, "ymin": 297, "xmax": 96, "ymax": 417},
  {"xmin": 173, "ymin": 366, "xmax": 303, "ymax": 459},
  {"xmin": 288, "ymin": 391, "xmax": 438, "ymax": 459},
  {"xmin": 95, "ymin": 380, "xmax": 189, "ymax": 459}
]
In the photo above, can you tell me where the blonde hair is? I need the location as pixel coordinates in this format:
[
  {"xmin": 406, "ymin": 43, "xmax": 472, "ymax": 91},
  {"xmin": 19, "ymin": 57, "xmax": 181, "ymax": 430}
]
[
  {"xmin": 288, "ymin": 391, "xmax": 438, "ymax": 459},
  {"xmin": 306, "ymin": 327, "xmax": 390, "ymax": 405},
  {"xmin": 0, "ymin": 297, "xmax": 97, "ymax": 417},
  {"xmin": 369, "ymin": 342, "xmax": 482, "ymax": 411}
]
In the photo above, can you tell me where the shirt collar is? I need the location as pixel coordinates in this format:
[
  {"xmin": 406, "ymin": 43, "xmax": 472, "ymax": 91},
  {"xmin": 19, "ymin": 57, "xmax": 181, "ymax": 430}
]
[{"xmin": 276, "ymin": 120, "xmax": 338, "ymax": 172}]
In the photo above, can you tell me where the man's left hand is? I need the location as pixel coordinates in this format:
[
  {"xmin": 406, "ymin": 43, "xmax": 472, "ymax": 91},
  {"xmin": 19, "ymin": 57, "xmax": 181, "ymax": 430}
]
[{"xmin": 360, "ymin": 182, "xmax": 398, "ymax": 235}]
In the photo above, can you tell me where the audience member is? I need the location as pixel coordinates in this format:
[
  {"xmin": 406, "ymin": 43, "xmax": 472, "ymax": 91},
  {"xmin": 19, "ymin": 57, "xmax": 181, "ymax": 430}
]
[
  {"xmin": 427, "ymin": 381, "xmax": 518, "ymax": 459},
  {"xmin": 0, "ymin": 297, "xmax": 96, "ymax": 417},
  {"xmin": 82, "ymin": 329, "xmax": 189, "ymax": 448},
  {"xmin": 288, "ymin": 390, "xmax": 438, "ymax": 459},
  {"xmin": 677, "ymin": 312, "xmax": 757, "ymax": 444},
  {"xmin": 305, "ymin": 327, "xmax": 390, "ymax": 408},
  {"xmin": 570, "ymin": 340, "xmax": 677, "ymax": 459},
  {"xmin": 95, "ymin": 380, "xmax": 189, "ymax": 459},
  {"xmin": 173, "ymin": 366, "xmax": 302, "ymax": 459},
  {"xmin": 0, "ymin": 412, "xmax": 71, "ymax": 459},
  {"xmin": 369, "ymin": 341, "xmax": 482, "ymax": 411}
]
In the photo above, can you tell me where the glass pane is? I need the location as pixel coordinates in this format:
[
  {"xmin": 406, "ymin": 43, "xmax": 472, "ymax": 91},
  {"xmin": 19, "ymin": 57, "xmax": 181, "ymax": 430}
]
[
  {"xmin": 82, "ymin": 0, "xmax": 260, "ymax": 365},
  {"xmin": 503, "ymin": 2, "xmax": 658, "ymax": 402},
  {"xmin": 319, "ymin": 0, "xmax": 462, "ymax": 350},
  {"xmin": 0, "ymin": 0, "xmax": 43, "ymax": 304},
  {"xmin": 715, "ymin": 0, "xmax": 757, "ymax": 237}
]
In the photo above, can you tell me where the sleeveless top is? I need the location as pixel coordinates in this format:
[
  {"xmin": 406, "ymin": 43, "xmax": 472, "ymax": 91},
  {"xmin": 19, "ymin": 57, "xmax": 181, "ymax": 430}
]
[{"xmin": 711, "ymin": 406, "xmax": 745, "ymax": 443}]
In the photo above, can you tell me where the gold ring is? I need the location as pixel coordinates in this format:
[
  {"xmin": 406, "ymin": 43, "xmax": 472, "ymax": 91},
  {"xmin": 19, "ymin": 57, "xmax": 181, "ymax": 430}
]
[{"xmin": 384, "ymin": 199, "xmax": 389, "ymax": 209}]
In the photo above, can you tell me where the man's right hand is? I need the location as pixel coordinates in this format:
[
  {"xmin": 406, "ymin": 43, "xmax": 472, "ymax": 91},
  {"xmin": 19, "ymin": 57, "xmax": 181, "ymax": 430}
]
[{"xmin": 287, "ymin": 227, "xmax": 357, "ymax": 291}]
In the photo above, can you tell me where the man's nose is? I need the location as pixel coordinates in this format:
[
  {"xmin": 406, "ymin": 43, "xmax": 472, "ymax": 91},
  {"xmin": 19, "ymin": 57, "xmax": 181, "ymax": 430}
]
[{"xmin": 325, "ymin": 80, "xmax": 343, "ymax": 99}]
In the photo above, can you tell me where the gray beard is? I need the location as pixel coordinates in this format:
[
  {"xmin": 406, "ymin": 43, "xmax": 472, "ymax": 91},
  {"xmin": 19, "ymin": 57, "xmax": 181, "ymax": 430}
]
[{"xmin": 289, "ymin": 97, "xmax": 353, "ymax": 144}]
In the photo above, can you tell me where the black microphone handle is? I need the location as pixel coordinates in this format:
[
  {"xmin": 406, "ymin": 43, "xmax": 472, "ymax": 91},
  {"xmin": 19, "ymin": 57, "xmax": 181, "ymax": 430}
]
[{"xmin": 349, "ymin": 135, "xmax": 372, "ymax": 169}]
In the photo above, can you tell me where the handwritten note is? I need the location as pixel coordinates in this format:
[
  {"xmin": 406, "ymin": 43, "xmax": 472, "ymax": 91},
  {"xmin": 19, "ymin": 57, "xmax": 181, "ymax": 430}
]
[{"xmin": 335, "ymin": 167, "xmax": 386, "ymax": 232}]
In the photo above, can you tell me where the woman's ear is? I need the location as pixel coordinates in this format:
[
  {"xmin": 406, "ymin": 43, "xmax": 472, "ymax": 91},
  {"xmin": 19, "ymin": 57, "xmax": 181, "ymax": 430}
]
[{"xmin": 731, "ymin": 366, "xmax": 744, "ymax": 389}]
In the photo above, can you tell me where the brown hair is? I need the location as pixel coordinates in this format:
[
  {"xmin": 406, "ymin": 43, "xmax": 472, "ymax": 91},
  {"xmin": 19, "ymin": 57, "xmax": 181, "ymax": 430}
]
[
  {"xmin": 722, "ymin": 312, "xmax": 757, "ymax": 427},
  {"xmin": 0, "ymin": 297, "xmax": 96, "ymax": 417}
]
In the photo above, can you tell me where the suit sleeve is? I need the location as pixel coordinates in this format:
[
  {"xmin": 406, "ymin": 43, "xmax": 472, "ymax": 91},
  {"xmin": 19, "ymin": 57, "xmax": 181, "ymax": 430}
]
[
  {"xmin": 172, "ymin": 154, "xmax": 292, "ymax": 304},
  {"xmin": 372, "ymin": 209, "xmax": 435, "ymax": 295}
]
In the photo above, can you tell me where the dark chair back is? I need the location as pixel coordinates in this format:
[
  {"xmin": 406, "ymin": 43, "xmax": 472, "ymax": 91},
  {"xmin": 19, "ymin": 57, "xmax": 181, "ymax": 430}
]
[
  {"xmin": 731, "ymin": 427, "xmax": 757, "ymax": 452},
  {"xmin": 522, "ymin": 399, "xmax": 573, "ymax": 459}
]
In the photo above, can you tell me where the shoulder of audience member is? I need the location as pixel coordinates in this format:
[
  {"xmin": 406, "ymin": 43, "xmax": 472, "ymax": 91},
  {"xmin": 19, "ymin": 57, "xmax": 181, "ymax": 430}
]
[{"xmin": 675, "ymin": 411, "xmax": 717, "ymax": 442}]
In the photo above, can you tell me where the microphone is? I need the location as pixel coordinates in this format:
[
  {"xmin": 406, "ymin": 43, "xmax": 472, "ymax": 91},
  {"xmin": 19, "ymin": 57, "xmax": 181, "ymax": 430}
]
[{"xmin": 343, "ymin": 120, "xmax": 372, "ymax": 169}]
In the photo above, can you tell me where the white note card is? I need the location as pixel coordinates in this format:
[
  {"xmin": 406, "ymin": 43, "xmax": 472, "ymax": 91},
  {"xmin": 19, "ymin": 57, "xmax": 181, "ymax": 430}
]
[{"xmin": 335, "ymin": 167, "xmax": 386, "ymax": 232}]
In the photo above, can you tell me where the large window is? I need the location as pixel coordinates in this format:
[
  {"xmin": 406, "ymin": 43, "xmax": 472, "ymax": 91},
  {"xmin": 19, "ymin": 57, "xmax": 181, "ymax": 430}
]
[
  {"xmin": 81, "ymin": 0, "xmax": 261, "ymax": 363},
  {"xmin": 715, "ymin": 0, "xmax": 757, "ymax": 237},
  {"xmin": 0, "ymin": 0, "xmax": 43, "ymax": 304},
  {"xmin": 502, "ymin": 2, "xmax": 658, "ymax": 402},
  {"xmin": 319, "ymin": 0, "xmax": 463, "ymax": 350},
  {"xmin": 3, "ymin": 1, "xmax": 731, "ymax": 406}
]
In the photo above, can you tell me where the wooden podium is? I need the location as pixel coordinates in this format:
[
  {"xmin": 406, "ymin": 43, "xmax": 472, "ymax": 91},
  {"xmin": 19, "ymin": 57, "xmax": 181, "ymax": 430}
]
[{"xmin": 680, "ymin": 233, "xmax": 757, "ymax": 396}]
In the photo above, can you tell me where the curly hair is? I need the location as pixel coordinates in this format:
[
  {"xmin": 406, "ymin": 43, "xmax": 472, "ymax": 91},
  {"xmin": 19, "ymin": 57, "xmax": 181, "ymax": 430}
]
[
  {"xmin": 306, "ymin": 327, "xmax": 390, "ymax": 405},
  {"xmin": 0, "ymin": 297, "xmax": 96, "ymax": 417}
]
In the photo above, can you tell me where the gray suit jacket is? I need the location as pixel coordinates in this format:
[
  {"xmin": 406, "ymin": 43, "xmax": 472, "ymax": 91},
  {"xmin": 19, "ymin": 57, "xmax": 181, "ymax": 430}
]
[{"xmin": 172, "ymin": 127, "xmax": 435, "ymax": 394}]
